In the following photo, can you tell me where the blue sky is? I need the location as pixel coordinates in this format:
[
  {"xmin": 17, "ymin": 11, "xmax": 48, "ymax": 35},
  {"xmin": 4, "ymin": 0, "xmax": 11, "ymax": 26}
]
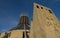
[{"xmin": 0, "ymin": 0, "xmax": 60, "ymax": 32}]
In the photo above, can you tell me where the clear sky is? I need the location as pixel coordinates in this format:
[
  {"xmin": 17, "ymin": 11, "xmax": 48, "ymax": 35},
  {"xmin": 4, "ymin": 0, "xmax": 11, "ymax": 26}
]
[{"xmin": 0, "ymin": 0, "xmax": 60, "ymax": 32}]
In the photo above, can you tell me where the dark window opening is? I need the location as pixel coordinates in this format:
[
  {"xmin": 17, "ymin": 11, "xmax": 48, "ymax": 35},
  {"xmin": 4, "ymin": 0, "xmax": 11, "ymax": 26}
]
[
  {"xmin": 23, "ymin": 32, "xmax": 24, "ymax": 38},
  {"xmin": 36, "ymin": 5, "xmax": 39, "ymax": 8},
  {"xmin": 49, "ymin": 10, "xmax": 52, "ymax": 13},
  {"xmin": 41, "ymin": 7, "xmax": 43, "ymax": 9},
  {"xmin": 8, "ymin": 32, "xmax": 11, "ymax": 37},
  {"xmin": 2, "ymin": 32, "xmax": 8, "ymax": 38},
  {"xmin": 23, "ymin": 32, "xmax": 29, "ymax": 38}
]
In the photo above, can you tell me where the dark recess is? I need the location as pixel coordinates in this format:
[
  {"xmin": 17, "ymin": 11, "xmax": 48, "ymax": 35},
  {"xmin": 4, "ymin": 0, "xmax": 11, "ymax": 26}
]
[
  {"xmin": 49, "ymin": 10, "xmax": 52, "ymax": 13},
  {"xmin": 36, "ymin": 5, "xmax": 39, "ymax": 8},
  {"xmin": 41, "ymin": 7, "xmax": 43, "ymax": 9}
]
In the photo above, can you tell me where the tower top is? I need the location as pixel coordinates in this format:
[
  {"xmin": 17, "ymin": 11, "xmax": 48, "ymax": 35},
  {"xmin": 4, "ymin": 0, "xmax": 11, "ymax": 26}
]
[
  {"xmin": 9, "ymin": 14, "xmax": 29, "ymax": 30},
  {"xmin": 20, "ymin": 13, "xmax": 28, "ymax": 17}
]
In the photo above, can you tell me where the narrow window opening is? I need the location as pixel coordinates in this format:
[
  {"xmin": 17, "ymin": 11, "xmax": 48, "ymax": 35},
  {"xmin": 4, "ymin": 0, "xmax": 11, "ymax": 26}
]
[
  {"xmin": 41, "ymin": 7, "xmax": 43, "ymax": 9},
  {"xmin": 23, "ymin": 32, "xmax": 29, "ymax": 38},
  {"xmin": 8, "ymin": 32, "xmax": 11, "ymax": 37},
  {"xmin": 2, "ymin": 32, "xmax": 8, "ymax": 38},
  {"xmin": 36, "ymin": 5, "xmax": 39, "ymax": 8},
  {"xmin": 49, "ymin": 10, "xmax": 52, "ymax": 13},
  {"xmin": 23, "ymin": 32, "xmax": 24, "ymax": 38}
]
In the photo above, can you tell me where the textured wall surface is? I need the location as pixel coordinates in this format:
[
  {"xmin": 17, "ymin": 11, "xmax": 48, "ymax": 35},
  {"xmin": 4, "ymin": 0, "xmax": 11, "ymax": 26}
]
[
  {"xmin": 0, "ymin": 30, "xmax": 29, "ymax": 38},
  {"xmin": 30, "ymin": 3, "xmax": 60, "ymax": 38}
]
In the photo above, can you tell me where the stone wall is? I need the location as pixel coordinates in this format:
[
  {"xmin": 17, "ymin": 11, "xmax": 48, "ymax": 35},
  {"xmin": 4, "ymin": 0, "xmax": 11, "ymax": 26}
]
[{"xmin": 30, "ymin": 3, "xmax": 60, "ymax": 38}]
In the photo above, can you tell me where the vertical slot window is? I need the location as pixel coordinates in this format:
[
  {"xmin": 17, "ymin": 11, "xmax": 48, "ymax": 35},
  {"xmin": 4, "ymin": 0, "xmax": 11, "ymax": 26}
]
[{"xmin": 49, "ymin": 10, "xmax": 52, "ymax": 13}]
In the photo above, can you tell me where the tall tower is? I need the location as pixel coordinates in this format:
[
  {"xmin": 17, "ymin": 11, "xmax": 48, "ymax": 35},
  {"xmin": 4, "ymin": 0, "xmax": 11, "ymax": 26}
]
[
  {"xmin": 30, "ymin": 3, "xmax": 60, "ymax": 38},
  {"xmin": 0, "ymin": 15, "xmax": 30, "ymax": 38}
]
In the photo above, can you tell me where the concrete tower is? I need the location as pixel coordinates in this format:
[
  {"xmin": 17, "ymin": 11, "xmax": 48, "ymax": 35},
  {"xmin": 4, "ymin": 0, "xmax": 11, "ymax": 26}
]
[
  {"xmin": 0, "ymin": 15, "xmax": 30, "ymax": 38},
  {"xmin": 30, "ymin": 3, "xmax": 60, "ymax": 38}
]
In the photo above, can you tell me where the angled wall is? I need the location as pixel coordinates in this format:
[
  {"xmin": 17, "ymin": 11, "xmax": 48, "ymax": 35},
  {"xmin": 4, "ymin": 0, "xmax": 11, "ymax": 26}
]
[{"xmin": 30, "ymin": 3, "xmax": 60, "ymax": 38}]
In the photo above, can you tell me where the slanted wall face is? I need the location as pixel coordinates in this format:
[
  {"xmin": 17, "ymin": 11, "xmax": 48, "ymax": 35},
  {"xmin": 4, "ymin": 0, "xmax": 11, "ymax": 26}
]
[{"xmin": 30, "ymin": 3, "xmax": 60, "ymax": 38}]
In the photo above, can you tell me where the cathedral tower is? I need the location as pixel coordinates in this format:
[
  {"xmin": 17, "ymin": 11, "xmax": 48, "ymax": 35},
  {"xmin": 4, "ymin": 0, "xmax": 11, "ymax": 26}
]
[{"xmin": 30, "ymin": 3, "xmax": 60, "ymax": 38}]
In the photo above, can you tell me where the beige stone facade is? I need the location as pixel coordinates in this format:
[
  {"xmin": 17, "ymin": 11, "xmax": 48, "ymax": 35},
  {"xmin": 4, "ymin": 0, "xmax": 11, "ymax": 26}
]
[
  {"xmin": 0, "ymin": 3, "xmax": 60, "ymax": 38},
  {"xmin": 0, "ymin": 30, "xmax": 29, "ymax": 38},
  {"xmin": 30, "ymin": 3, "xmax": 60, "ymax": 38}
]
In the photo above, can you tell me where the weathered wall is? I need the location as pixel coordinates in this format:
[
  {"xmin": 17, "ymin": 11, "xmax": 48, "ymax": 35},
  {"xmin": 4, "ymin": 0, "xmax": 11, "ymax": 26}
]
[
  {"xmin": 30, "ymin": 3, "xmax": 60, "ymax": 38},
  {"xmin": 0, "ymin": 30, "xmax": 29, "ymax": 38}
]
